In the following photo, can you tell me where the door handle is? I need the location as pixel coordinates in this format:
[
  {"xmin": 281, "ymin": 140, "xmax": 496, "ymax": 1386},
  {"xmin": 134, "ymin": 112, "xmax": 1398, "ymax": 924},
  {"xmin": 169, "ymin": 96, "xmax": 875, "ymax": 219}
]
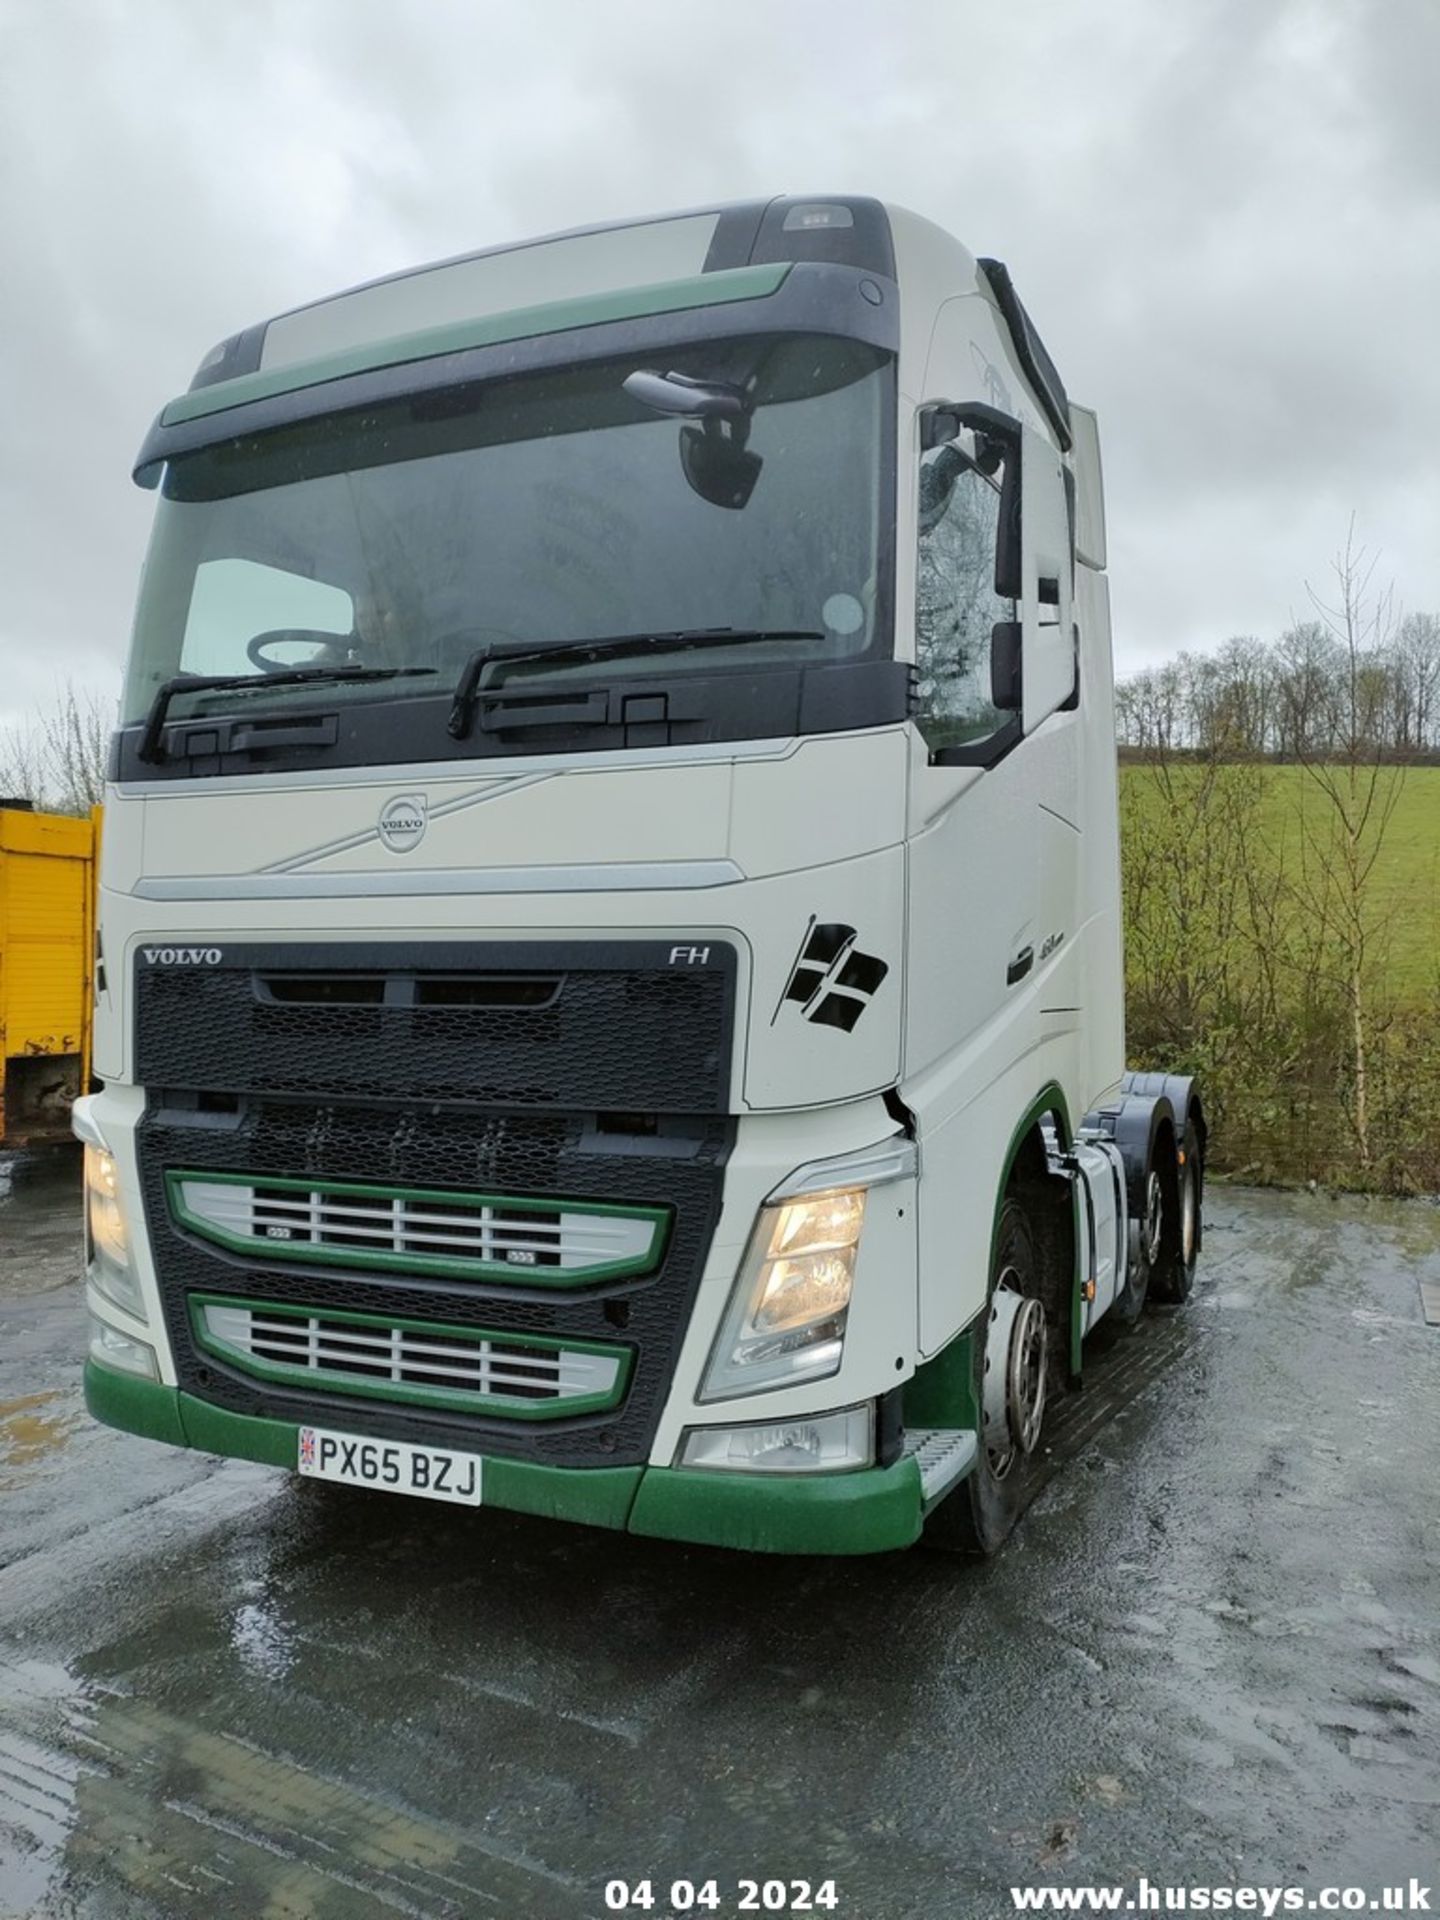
[{"xmin": 1007, "ymin": 946, "xmax": 1034, "ymax": 986}]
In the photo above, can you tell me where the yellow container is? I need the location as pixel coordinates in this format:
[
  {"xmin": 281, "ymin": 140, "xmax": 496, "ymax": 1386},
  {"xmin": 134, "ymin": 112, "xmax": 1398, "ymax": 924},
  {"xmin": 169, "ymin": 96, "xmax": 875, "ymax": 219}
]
[{"xmin": 0, "ymin": 803, "xmax": 96, "ymax": 1146}]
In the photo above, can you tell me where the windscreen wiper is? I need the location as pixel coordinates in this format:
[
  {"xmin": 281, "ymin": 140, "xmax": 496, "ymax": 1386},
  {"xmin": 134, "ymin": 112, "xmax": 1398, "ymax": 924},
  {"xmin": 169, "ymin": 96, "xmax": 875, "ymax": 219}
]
[
  {"xmin": 447, "ymin": 629, "xmax": 824, "ymax": 740},
  {"xmin": 137, "ymin": 666, "xmax": 437, "ymax": 764}
]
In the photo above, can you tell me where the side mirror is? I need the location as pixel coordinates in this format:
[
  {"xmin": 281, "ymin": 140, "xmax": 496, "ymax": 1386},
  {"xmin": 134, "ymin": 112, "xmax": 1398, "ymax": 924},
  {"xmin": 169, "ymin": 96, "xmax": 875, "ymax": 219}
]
[
  {"xmin": 991, "ymin": 620, "xmax": 1022, "ymax": 711},
  {"xmin": 917, "ymin": 443, "xmax": 965, "ymax": 535},
  {"xmin": 680, "ymin": 422, "xmax": 762, "ymax": 510},
  {"xmin": 623, "ymin": 368, "xmax": 762, "ymax": 509},
  {"xmin": 919, "ymin": 401, "xmax": 1023, "ymax": 599}
]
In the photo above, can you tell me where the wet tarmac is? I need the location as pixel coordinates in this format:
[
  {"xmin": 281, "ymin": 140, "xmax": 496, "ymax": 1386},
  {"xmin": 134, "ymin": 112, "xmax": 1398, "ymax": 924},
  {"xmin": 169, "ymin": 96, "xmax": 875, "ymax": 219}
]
[{"xmin": 1, "ymin": 1150, "xmax": 1437, "ymax": 1918}]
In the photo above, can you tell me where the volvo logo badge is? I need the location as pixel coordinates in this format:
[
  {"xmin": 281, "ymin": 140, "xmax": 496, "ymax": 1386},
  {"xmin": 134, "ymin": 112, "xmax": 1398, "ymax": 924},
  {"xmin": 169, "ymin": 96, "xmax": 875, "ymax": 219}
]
[
  {"xmin": 378, "ymin": 793, "xmax": 427, "ymax": 853},
  {"xmin": 142, "ymin": 947, "xmax": 223, "ymax": 965}
]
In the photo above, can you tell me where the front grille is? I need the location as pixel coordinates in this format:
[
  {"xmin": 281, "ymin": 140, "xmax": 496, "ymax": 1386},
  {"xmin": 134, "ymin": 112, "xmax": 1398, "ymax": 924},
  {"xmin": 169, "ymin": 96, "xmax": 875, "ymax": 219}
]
[
  {"xmin": 168, "ymin": 1171, "xmax": 667, "ymax": 1286},
  {"xmin": 134, "ymin": 939, "xmax": 737, "ymax": 1113},
  {"xmin": 194, "ymin": 1296, "xmax": 629, "ymax": 1420},
  {"xmin": 138, "ymin": 1098, "xmax": 731, "ymax": 1468}
]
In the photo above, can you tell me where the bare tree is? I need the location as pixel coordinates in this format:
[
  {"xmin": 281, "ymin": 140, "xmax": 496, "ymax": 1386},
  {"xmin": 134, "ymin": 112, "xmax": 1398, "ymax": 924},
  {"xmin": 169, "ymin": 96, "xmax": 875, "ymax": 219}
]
[
  {"xmin": 0, "ymin": 680, "xmax": 115, "ymax": 814},
  {"xmin": 0, "ymin": 717, "xmax": 47, "ymax": 805},
  {"xmin": 1285, "ymin": 526, "xmax": 1406, "ymax": 1169},
  {"xmin": 1117, "ymin": 608, "xmax": 1440, "ymax": 762},
  {"xmin": 1210, "ymin": 635, "xmax": 1274, "ymax": 755},
  {"xmin": 1271, "ymin": 621, "xmax": 1337, "ymax": 758},
  {"xmin": 1392, "ymin": 610, "xmax": 1440, "ymax": 752},
  {"xmin": 41, "ymin": 682, "xmax": 112, "ymax": 812},
  {"xmin": 1111, "ymin": 550, "xmax": 1440, "ymax": 1188},
  {"xmin": 1122, "ymin": 734, "xmax": 1272, "ymax": 1066}
]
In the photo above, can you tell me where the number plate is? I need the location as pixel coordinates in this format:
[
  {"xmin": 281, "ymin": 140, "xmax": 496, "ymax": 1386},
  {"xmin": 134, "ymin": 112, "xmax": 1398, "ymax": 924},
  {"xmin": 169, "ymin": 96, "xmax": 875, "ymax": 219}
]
[{"xmin": 298, "ymin": 1425, "xmax": 483, "ymax": 1506}]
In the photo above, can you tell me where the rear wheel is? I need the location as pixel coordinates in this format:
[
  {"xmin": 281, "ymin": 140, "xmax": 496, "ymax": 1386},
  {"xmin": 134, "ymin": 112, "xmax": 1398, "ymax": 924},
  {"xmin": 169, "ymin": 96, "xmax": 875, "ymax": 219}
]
[
  {"xmin": 926, "ymin": 1195, "xmax": 1050, "ymax": 1555},
  {"xmin": 1109, "ymin": 1154, "xmax": 1162, "ymax": 1326},
  {"xmin": 1151, "ymin": 1118, "xmax": 1200, "ymax": 1304}
]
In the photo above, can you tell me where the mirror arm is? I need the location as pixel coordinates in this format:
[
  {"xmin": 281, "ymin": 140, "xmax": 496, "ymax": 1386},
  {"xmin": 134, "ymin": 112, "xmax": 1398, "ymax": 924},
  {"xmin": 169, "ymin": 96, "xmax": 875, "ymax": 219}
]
[
  {"xmin": 623, "ymin": 369, "xmax": 749, "ymax": 421},
  {"xmin": 920, "ymin": 400, "xmax": 1022, "ymax": 451}
]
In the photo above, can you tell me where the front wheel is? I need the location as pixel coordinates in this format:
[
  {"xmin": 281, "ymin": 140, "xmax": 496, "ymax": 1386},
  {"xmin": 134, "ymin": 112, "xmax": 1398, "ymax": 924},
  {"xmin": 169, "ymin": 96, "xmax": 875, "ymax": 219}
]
[{"xmin": 926, "ymin": 1195, "xmax": 1050, "ymax": 1555}]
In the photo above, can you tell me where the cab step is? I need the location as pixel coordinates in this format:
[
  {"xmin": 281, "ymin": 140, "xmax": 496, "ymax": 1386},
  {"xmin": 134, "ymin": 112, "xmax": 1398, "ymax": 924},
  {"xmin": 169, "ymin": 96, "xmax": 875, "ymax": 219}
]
[{"xmin": 903, "ymin": 1427, "xmax": 978, "ymax": 1507}]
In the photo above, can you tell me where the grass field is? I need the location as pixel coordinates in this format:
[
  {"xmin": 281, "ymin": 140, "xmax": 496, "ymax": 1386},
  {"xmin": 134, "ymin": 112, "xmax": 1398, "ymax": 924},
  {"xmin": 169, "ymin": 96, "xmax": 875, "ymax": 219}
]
[{"xmin": 1120, "ymin": 761, "xmax": 1440, "ymax": 1004}]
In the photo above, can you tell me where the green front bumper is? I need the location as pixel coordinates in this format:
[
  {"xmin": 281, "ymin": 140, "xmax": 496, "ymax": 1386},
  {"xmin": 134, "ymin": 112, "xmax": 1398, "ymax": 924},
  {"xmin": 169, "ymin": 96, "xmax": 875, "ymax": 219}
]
[{"xmin": 85, "ymin": 1361, "xmax": 925, "ymax": 1556}]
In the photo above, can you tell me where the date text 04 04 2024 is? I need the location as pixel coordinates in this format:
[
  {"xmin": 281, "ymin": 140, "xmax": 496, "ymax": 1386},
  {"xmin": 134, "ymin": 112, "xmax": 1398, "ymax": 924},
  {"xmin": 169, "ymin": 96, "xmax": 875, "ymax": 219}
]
[{"xmin": 605, "ymin": 1882, "xmax": 841, "ymax": 1914}]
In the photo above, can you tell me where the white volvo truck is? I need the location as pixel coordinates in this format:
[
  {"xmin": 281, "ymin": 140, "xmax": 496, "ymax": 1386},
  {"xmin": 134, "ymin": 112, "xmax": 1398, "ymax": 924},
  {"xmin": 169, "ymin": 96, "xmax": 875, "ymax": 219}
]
[{"xmin": 77, "ymin": 195, "xmax": 1204, "ymax": 1554}]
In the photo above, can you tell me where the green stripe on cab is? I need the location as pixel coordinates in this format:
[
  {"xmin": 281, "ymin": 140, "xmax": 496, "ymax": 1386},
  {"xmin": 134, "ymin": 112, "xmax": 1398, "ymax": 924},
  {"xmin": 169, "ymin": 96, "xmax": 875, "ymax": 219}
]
[{"xmin": 161, "ymin": 264, "xmax": 793, "ymax": 427}]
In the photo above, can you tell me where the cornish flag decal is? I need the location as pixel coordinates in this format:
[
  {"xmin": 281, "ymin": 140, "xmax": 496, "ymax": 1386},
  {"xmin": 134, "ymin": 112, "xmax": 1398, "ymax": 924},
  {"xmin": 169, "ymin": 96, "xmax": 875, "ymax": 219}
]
[{"xmin": 774, "ymin": 919, "xmax": 889, "ymax": 1033}]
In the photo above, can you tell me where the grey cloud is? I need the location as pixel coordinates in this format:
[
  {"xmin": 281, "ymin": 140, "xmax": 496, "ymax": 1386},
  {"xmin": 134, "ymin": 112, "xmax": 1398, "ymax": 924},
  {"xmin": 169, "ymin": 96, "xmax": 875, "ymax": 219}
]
[{"xmin": 2, "ymin": 0, "xmax": 1437, "ymax": 728}]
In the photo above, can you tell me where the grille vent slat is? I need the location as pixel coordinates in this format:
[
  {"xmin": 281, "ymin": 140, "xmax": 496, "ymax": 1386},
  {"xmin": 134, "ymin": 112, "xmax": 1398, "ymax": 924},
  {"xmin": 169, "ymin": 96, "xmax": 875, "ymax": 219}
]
[
  {"xmin": 257, "ymin": 974, "xmax": 561, "ymax": 1009},
  {"xmin": 201, "ymin": 1302, "xmax": 624, "ymax": 1411},
  {"xmin": 174, "ymin": 1175, "xmax": 664, "ymax": 1282}
]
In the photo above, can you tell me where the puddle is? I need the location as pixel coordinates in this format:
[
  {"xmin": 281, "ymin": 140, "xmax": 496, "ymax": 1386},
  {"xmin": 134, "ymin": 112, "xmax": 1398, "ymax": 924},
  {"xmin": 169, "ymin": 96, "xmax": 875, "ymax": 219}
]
[
  {"xmin": 231, "ymin": 1589, "xmax": 298, "ymax": 1682},
  {"xmin": 0, "ymin": 1653, "xmax": 98, "ymax": 1912},
  {"xmin": 0, "ymin": 1389, "xmax": 81, "ymax": 1470}
]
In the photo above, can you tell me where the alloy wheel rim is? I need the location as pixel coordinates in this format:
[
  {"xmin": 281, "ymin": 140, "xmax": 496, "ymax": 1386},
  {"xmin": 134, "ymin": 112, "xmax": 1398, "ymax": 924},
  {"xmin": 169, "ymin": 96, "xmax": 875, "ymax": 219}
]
[
  {"xmin": 1143, "ymin": 1169, "xmax": 1164, "ymax": 1267},
  {"xmin": 983, "ymin": 1272, "xmax": 1049, "ymax": 1480}
]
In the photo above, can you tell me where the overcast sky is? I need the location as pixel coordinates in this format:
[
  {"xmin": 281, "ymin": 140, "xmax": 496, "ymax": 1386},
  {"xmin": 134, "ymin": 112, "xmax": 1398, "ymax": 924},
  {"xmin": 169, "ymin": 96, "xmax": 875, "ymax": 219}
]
[{"xmin": 2, "ymin": 0, "xmax": 1437, "ymax": 730}]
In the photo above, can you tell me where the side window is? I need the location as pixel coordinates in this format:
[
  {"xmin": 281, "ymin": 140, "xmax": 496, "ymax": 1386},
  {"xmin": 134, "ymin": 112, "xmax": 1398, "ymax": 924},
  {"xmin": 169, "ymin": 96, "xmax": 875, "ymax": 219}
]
[
  {"xmin": 915, "ymin": 438, "xmax": 1017, "ymax": 756},
  {"xmin": 181, "ymin": 558, "xmax": 354, "ymax": 676}
]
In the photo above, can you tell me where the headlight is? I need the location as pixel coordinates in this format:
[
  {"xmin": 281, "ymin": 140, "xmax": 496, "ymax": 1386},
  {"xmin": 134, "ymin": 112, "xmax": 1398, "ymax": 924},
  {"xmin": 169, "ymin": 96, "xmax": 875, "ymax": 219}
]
[
  {"xmin": 85, "ymin": 1144, "xmax": 144, "ymax": 1320},
  {"xmin": 699, "ymin": 1185, "xmax": 866, "ymax": 1401}
]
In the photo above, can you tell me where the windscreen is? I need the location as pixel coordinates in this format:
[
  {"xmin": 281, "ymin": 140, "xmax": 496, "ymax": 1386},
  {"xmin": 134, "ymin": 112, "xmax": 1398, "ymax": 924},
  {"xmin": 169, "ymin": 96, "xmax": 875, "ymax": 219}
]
[{"xmin": 122, "ymin": 333, "xmax": 892, "ymax": 726}]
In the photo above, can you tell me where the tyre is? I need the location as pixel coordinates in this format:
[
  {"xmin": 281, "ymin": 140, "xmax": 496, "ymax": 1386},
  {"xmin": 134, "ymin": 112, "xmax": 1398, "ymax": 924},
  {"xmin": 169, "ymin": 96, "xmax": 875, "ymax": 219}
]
[
  {"xmin": 925, "ymin": 1194, "xmax": 1050, "ymax": 1555},
  {"xmin": 1151, "ymin": 1118, "xmax": 1201, "ymax": 1304},
  {"xmin": 1109, "ymin": 1146, "xmax": 1163, "ymax": 1326}
]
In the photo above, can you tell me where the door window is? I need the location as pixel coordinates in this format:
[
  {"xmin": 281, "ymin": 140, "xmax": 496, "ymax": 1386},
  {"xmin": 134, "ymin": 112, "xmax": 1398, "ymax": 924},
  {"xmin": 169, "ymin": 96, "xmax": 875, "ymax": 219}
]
[{"xmin": 914, "ymin": 443, "xmax": 1016, "ymax": 754}]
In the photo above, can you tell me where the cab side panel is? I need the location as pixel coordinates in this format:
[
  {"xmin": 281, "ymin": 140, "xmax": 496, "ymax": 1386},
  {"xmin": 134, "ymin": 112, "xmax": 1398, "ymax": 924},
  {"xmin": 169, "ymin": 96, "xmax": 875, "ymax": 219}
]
[{"xmin": 898, "ymin": 277, "xmax": 1098, "ymax": 1358}]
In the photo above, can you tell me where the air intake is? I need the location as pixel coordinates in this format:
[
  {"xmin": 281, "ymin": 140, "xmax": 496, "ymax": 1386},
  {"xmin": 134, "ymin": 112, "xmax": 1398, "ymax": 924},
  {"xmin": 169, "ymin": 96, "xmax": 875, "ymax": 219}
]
[
  {"xmin": 193, "ymin": 1296, "xmax": 630, "ymax": 1419},
  {"xmin": 167, "ymin": 1170, "xmax": 669, "ymax": 1287}
]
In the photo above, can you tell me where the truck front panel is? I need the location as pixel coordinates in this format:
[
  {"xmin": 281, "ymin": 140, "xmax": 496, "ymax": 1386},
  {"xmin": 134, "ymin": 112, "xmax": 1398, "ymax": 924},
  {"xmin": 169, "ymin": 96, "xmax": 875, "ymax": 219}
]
[{"xmin": 80, "ymin": 193, "xmax": 1149, "ymax": 1554}]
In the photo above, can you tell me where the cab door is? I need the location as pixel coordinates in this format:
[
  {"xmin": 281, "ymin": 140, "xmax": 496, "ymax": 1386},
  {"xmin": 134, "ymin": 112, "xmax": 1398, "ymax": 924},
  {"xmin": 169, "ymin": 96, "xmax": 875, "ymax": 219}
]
[{"xmin": 1019, "ymin": 422, "xmax": 1075, "ymax": 735}]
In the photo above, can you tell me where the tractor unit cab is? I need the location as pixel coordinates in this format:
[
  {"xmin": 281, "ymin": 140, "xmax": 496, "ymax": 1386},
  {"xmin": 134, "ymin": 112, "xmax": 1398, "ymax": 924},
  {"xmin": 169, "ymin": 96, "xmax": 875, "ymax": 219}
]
[{"xmin": 78, "ymin": 195, "xmax": 1203, "ymax": 1553}]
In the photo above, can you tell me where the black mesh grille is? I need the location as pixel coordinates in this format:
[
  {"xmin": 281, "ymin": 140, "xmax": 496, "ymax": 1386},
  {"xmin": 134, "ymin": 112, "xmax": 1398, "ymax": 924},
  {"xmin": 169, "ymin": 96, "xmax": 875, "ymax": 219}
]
[
  {"xmin": 134, "ymin": 940, "xmax": 735, "ymax": 1113},
  {"xmin": 139, "ymin": 1098, "xmax": 730, "ymax": 1468}
]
